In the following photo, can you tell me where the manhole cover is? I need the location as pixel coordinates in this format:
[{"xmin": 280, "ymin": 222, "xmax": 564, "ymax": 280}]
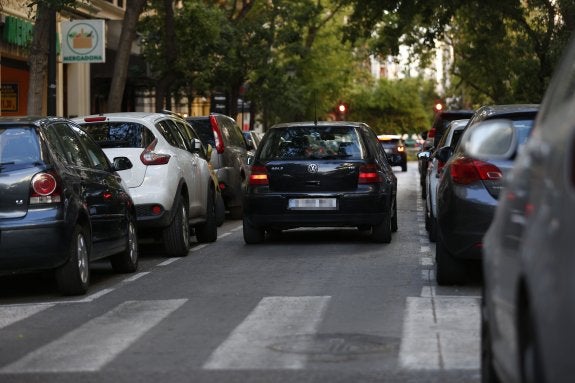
[{"xmin": 268, "ymin": 333, "xmax": 396, "ymax": 362}]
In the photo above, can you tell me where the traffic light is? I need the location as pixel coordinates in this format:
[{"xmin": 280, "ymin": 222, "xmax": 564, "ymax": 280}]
[
  {"xmin": 433, "ymin": 100, "xmax": 444, "ymax": 113},
  {"xmin": 336, "ymin": 101, "xmax": 349, "ymax": 120}
]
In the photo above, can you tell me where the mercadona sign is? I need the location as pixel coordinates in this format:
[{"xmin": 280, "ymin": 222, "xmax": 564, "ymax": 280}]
[{"xmin": 61, "ymin": 20, "xmax": 105, "ymax": 63}]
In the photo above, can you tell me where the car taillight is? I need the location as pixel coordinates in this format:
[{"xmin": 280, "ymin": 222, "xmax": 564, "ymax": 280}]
[
  {"xmin": 450, "ymin": 157, "xmax": 503, "ymax": 185},
  {"xmin": 30, "ymin": 172, "xmax": 61, "ymax": 204},
  {"xmin": 358, "ymin": 163, "xmax": 381, "ymax": 184},
  {"xmin": 397, "ymin": 146, "xmax": 405, "ymax": 152},
  {"xmin": 428, "ymin": 128, "xmax": 436, "ymax": 138},
  {"xmin": 249, "ymin": 165, "xmax": 269, "ymax": 185},
  {"xmin": 210, "ymin": 115, "xmax": 225, "ymax": 154},
  {"xmin": 140, "ymin": 138, "xmax": 171, "ymax": 165}
]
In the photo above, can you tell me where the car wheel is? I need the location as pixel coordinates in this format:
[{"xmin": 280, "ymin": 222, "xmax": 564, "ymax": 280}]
[
  {"xmin": 372, "ymin": 210, "xmax": 392, "ymax": 243},
  {"xmin": 391, "ymin": 197, "xmax": 398, "ymax": 232},
  {"xmin": 56, "ymin": 224, "xmax": 90, "ymax": 296},
  {"xmin": 196, "ymin": 188, "xmax": 218, "ymax": 243},
  {"xmin": 228, "ymin": 205, "xmax": 243, "ymax": 220},
  {"xmin": 424, "ymin": 200, "xmax": 431, "ymax": 232},
  {"xmin": 243, "ymin": 217, "xmax": 265, "ymax": 244},
  {"xmin": 435, "ymin": 235, "xmax": 467, "ymax": 285},
  {"xmin": 428, "ymin": 209, "xmax": 437, "ymax": 243},
  {"xmin": 520, "ymin": 308, "xmax": 545, "ymax": 383},
  {"xmin": 163, "ymin": 196, "xmax": 190, "ymax": 256},
  {"xmin": 111, "ymin": 215, "xmax": 139, "ymax": 273},
  {"xmin": 215, "ymin": 192, "xmax": 225, "ymax": 227},
  {"xmin": 481, "ymin": 292, "xmax": 502, "ymax": 383}
]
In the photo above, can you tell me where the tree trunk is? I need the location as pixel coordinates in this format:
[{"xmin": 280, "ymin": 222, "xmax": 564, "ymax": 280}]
[
  {"xmin": 27, "ymin": 4, "xmax": 52, "ymax": 115},
  {"xmin": 107, "ymin": 0, "xmax": 147, "ymax": 112},
  {"xmin": 154, "ymin": 0, "xmax": 177, "ymax": 112}
]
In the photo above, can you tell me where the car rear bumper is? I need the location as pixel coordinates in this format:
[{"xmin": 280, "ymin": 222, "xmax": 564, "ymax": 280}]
[
  {"xmin": 244, "ymin": 192, "xmax": 390, "ymax": 229},
  {"xmin": 437, "ymin": 186, "xmax": 497, "ymax": 260},
  {"xmin": 0, "ymin": 220, "xmax": 71, "ymax": 274}
]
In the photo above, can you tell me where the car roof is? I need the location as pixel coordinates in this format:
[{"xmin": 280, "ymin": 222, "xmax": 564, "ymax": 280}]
[
  {"xmin": 268, "ymin": 121, "xmax": 368, "ymax": 130},
  {"xmin": 378, "ymin": 134, "xmax": 402, "ymax": 140},
  {"xmin": 0, "ymin": 116, "xmax": 68, "ymax": 127},
  {"xmin": 73, "ymin": 112, "xmax": 184, "ymax": 125}
]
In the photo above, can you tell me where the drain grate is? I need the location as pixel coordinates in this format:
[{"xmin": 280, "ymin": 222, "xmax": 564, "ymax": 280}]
[{"xmin": 268, "ymin": 333, "xmax": 397, "ymax": 362}]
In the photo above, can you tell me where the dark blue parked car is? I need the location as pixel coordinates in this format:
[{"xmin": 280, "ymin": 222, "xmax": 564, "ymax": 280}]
[
  {"xmin": 434, "ymin": 105, "xmax": 538, "ymax": 285},
  {"xmin": 0, "ymin": 116, "xmax": 138, "ymax": 295}
]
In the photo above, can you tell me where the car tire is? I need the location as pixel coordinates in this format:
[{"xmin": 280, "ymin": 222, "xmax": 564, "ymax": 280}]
[
  {"xmin": 372, "ymin": 210, "xmax": 392, "ymax": 243},
  {"xmin": 243, "ymin": 217, "xmax": 265, "ymax": 244},
  {"xmin": 111, "ymin": 215, "xmax": 139, "ymax": 273},
  {"xmin": 196, "ymin": 189, "xmax": 218, "ymax": 243},
  {"xmin": 391, "ymin": 197, "xmax": 398, "ymax": 232},
  {"xmin": 163, "ymin": 196, "xmax": 190, "ymax": 257},
  {"xmin": 56, "ymin": 224, "xmax": 90, "ymax": 296},
  {"xmin": 481, "ymin": 291, "xmax": 502, "ymax": 383},
  {"xmin": 401, "ymin": 162, "xmax": 407, "ymax": 172},
  {"xmin": 215, "ymin": 192, "xmax": 225, "ymax": 227},
  {"xmin": 520, "ymin": 307, "xmax": 545, "ymax": 383},
  {"xmin": 428, "ymin": 209, "xmax": 437, "ymax": 243},
  {"xmin": 435, "ymin": 235, "xmax": 467, "ymax": 285}
]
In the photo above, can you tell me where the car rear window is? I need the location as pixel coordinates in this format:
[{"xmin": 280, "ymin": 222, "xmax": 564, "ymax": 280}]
[
  {"xmin": 187, "ymin": 119, "xmax": 216, "ymax": 147},
  {"xmin": 259, "ymin": 126, "xmax": 363, "ymax": 160},
  {"xmin": 379, "ymin": 138, "xmax": 401, "ymax": 147},
  {"xmin": 0, "ymin": 127, "xmax": 41, "ymax": 167},
  {"xmin": 79, "ymin": 122, "xmax": 154, "ymax": 148}
]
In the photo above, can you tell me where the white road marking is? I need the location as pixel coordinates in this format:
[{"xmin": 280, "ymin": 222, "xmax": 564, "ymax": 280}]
[
  {"xmin": 1, "ymin": 299, "xmax": 187, "ymax": 373},
  {"xmin": 218, "ymin": 232, "xmax": 232, "ymax": 239},
  {"xmin": 231, "ymin": 225, "xmax": 243, "ymax": 232},
  {"xmin": 420, "ymin": 246, "xmax": 431, "ymax": 253},
  {"xmin": 122, "ymin": 272, "xmax": 150, "ymax": 283},
  {"xmin": 421, "ymin": 257, "xmax": 433, "ymax": 266},
  {"xmin": 76, "ymin": 288, "xmax": 115, "ymax": 303},
  {"xmin": 399, "ymin": 296, "xmax": 480, "ymax": 370},
  {"xmin": 191, "ymin": 244, "xmax": 208, "ymax": 252},
  {"xmin": 0, "ymin": 305, "xmax": 54, "ymax": 330},
  {"xmin": 203, "ymin": 296, "xmax": 330, "ymax": 370},
  {"xmin": 157, "ymin": 258, "xmax": 179, "ymax": 266}
]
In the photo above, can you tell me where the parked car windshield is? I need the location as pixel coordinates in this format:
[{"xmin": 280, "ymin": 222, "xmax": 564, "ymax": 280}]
[
  {"xmin": 0, "ymin": 127, "xmax": 41, "ymax": 169},
  {"xmin": 259, "ymin": 125, "xmax": 363, "ymax": 161},
  {"xmin": 79, "ymin": 122, "xmax": 154, "ymax": 148}
]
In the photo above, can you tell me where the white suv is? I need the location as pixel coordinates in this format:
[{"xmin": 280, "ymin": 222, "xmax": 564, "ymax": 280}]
[{"xmin": 75, "ymin": 112, "xmax": 217, "ymax": 256}]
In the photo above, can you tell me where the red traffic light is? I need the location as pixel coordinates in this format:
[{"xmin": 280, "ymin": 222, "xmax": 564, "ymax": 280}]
[{"xmin": 434, "ymin": 100, "xmax": 444, "ymax": 112}]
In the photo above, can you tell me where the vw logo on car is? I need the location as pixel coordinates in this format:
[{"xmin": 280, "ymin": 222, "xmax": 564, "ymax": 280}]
[{"xmin": 307, "ymin": 163, "xmax": 319, "ymax": 173}]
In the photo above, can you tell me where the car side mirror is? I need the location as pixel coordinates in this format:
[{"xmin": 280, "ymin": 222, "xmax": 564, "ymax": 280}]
[
  {"xmin": 417, "ymin": 151, "xmax": 430, "ymax": 159},
  {"xmin": 463, "ymin": 119, "xmax": 518, "ymax": 161},
  {"xmin": 112, "ymin": 157, "xmax": 133, "ymax": 171},
  {"xmin": 435, "ymin": 146, "xmax": 454, "ymax": 163},
  {"xmin": 189, "ymin": 138, "xmax": 204, "ymax": 154}
]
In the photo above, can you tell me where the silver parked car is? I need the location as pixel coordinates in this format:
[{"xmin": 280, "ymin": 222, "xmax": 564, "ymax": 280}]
[
  {"xmin": 424, "ymin": 118, "xmax": 468, "ymax": 242},
  {"xmin": 481, "ymin": 37, "xmax": 575, "ymax": 383}
]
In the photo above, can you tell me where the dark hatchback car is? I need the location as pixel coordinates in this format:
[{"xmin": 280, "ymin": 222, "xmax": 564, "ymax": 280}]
[
  {"xmin": 0, "ymin": 117, "xmax": 138, "ymax": 295},
  {"xmin": 418, "ymin": 109, "xmax": 475, "ymax": 198},
  {"xmin": 243, "ymin": 121, "xmax": 398, "ymax": 244},
  {"xmin": 435, "ymin": 105, "xmax": 538, "ymax": 285},
  {"xmin": 378, "ymin": 134, "xmax": 407, "ymax": 171},
  {"xmin": 482, "ymin": 37, "xmax": 575, "ymax": 383},
  {"xmin": 187, "ymin": 114, "xmax": 250, "ymax": 219}
]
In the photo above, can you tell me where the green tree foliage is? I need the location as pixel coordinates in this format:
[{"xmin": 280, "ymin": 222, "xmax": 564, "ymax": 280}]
[
  {"xmin": 343, "ymin": 0, "xmax": 575, "ymax": 105},
  {"xmin": 348, "ymin": 78, "xmax": 435, "ymax": 134}
]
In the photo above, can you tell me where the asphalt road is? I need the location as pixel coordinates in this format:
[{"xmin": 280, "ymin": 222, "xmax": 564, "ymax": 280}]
[{"xmin": 0, "ymin": 162, "xmax": 481, "ymax": 383}]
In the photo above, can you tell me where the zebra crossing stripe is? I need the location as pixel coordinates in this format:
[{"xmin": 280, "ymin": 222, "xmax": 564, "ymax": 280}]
[
  {"xmin": 203, "ymin": 296, "xmax": 330, "ymax": 370},
  {"xmin": 0, "ymin": 305, "xmax": 54, "ymax": 330},
  {"xmin": 399, "ymin": 296, "xmax": 480, "ymax": 370},
  {"xmin": 1, "ymin": 299, "xmax": 186, "ymax": 373}
]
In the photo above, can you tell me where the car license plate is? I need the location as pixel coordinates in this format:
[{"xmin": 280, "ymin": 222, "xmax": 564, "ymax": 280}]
[{"xmin": 288, "ymin": 198, "xmax": 338, "ymax": 210}]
